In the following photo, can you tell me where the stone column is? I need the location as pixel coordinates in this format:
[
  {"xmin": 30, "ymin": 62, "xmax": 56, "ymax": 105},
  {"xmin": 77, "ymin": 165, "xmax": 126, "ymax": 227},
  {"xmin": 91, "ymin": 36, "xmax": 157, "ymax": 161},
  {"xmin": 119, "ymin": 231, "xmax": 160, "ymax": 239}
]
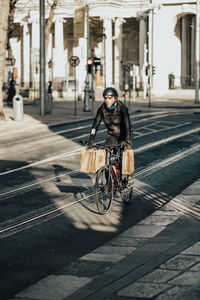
[
  {"xmin": 191, "ymin": 15, "xmax": 195, "ymax": 82},
  {"xmin": 139, "ymin": 17, "xmax": 147, "ymax": 74},
  {"xmin": 31, "ymin": 21, "xmax": 40, "ymax": 87},
  {"xmin": 103, "ymin": 17, "xmax": 113, "ymax": 87},
  {"xmin": 74, "ymin": 37, "xmax": 87, "ymax": 99},
  {"xmin": 152, "ymin": 7, "xmax": 169, "ymax": 95},
  {"xmin": 22, "ymin": 23, "xmax": 30, "ymax": 88},
  {"xmin": 32, "ymin": 21, "xmax": 39, "ymax": 49},
  {"xmin": 53, "ymin": 18, "xmax": 66, "ymax": 83},
  {"xmin": 181, "ymin": 16, "xmax": 187, "ymax": 87},
  {"xmin": 139, "ymin": 16, "xmax": 147, "ymax": 96},
  {"xmin": 114, "ymin": 18, "xmax": 123, "ymax": 91}
]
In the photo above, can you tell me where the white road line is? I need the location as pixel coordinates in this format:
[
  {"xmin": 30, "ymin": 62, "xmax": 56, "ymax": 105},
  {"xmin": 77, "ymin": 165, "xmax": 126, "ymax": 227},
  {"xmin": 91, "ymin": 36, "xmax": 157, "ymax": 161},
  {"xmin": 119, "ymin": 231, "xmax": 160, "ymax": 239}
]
[
  {"xmin": 0, "ymin": 169, "xmax": 79, "ymax": 198},
  {"xmin": 134, "ymin": 122, "xmax": 191, "ymax": 138},
  {"xmin": 135, "ymin": 143, "xmax": 200, "ymax": 179},
  {"xmin": 0, "ymin": 148, "xmax": 82, "ymax": 177},
  {"xmin": 134, "ymin": 127, "xmax": 200, "ymax": 154}
]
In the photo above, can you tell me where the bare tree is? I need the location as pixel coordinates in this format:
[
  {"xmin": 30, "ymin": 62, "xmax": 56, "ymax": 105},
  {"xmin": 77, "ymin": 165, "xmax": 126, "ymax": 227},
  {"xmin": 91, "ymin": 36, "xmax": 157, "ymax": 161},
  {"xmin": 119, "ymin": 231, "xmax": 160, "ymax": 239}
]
[
  {"xmin": 46, "ymin": 0, "xmax": 59, "ymax": 58},
  {"xmin": 0, "ymin": 0, "xmax": 59, "ymax": 120},
  {"xmin": 0, "ymin": 0, "xmax": 10, "ymax": 120},
  {"xmin": 0, "ymin": 0, "xmax": 19, "ymax": 120}
]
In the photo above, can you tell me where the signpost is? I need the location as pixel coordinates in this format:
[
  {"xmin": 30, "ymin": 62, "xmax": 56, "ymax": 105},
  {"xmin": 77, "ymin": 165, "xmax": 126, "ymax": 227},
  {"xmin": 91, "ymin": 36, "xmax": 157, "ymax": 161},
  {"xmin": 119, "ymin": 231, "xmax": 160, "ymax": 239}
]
[{"xmin": 69, "ymin": 56, "xmax": 80, "ymax": 115}]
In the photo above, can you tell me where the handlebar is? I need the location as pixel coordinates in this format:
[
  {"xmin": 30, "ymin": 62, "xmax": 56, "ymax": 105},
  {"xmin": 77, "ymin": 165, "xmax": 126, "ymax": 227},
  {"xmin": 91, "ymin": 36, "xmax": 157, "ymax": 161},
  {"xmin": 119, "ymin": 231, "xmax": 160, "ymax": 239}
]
[{"xmin": 79, "ymin": 140, "xmax": 123, "ymax": 151}]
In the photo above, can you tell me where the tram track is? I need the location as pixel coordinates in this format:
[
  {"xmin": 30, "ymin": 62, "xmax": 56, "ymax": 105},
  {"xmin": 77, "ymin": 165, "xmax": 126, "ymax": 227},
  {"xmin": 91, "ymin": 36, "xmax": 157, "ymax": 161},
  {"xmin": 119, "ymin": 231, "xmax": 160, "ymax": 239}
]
[
  {"xmin": 0, "ymin": 138, "xmax": 199, "ymax": 240},
  {"xmin": 0, "ymin": 126, "xmax": 199, "ymax": 201}
]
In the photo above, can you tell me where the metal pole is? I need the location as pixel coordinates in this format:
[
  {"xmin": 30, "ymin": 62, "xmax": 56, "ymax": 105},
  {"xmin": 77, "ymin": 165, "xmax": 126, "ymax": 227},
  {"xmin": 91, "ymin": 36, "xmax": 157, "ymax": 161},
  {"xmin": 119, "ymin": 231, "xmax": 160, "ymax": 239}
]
[
  {"xmin": 195, "ymin": 0, "xmax": 200, "ymax": 104},
  {"xmin": 148, "ymin": 8, "xmax": 153, "ymax": 108},
  {"xmin": 143, "ymin": 43, "xmax": 147, "ymax": 99},
  {"xmin": 40, "ymin": 0, "xmax": 46, "ymax": 115},
  {"xmin": 103, "ymin": 30, "xmax": 106, "ymax": 88},
  {"xmin": 74, "ymin": 67, "xmax": 77, "ymax": 116},
  {"xmin": 84, "ymin": 4, "xmax": 91, "ymax": 111}
]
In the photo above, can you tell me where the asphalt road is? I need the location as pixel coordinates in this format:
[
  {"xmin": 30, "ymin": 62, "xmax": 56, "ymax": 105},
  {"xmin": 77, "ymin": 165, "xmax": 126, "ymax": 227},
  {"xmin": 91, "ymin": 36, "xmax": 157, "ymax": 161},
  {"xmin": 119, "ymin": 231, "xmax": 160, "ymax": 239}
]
[{"xmin": 0, "ymin": 107, "xmax": 199, "ymax": 299}]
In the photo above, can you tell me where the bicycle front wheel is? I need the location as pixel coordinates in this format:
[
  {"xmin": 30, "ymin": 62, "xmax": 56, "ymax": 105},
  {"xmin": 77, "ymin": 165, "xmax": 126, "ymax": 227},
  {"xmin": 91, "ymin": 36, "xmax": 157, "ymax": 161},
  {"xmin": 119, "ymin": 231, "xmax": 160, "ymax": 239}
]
[{"xmin": 95, "ymin": 166, "xmax": 114, "ymax": 214}]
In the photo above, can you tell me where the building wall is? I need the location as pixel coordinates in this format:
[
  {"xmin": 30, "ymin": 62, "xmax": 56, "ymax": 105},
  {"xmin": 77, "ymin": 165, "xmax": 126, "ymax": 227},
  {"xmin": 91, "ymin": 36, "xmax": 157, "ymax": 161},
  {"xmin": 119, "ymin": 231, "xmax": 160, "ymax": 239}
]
[{"xmin": 7, "ymin": 0, "xmax": 198, "ymax": 99}]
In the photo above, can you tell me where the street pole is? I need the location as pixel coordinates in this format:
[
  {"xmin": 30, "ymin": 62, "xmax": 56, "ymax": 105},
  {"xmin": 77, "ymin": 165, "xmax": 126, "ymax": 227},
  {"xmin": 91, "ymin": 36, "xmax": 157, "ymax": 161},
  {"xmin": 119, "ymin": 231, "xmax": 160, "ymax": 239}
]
[
  {"xmin": 103, "ymin": 30, "xmax": 106, "ymax": 88},
  {"xmin": 148, "ymin": 6, "xmax": 153, "ymax": 108},
  {"xmin": 84, "ymin": 3, "xmax": 91, "ymax": 111},
  {"xmin": 195, "ymin": 0, "xmax": 200, "ymax": 104},
  {"xmin": 40, "ymin": 0, "xmax": 46, "ymax": 115},
  {"xmin": 143, "ymin": 43, "xmax": 147, "ymax": 99}
]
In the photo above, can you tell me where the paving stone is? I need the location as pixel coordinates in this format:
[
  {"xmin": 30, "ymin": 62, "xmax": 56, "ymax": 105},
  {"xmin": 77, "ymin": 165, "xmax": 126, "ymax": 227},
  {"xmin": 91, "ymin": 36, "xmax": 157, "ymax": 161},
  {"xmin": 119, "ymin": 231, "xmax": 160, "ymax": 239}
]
[
  {"xmin": 80, "ymin": 252, "xmax": 125, "ymax": 263},
  {"xmin": 190, "ymin": 262, "xmax": 200, "ymax": 271},
  {"xmin": 56, "ymin": 260, "xmax": 113, "ymax": 277},
  {"xmin": 138, "ymin": 268, "xmax": 180, "ymax": 283},
  {"xmin": 93, "ymin": 245, "xmax": 135, "ymax": 255},
  {"xmin": 139, "ymin": 214, "xmax": 179, "ymax": 226},
  {"xmin": 108, "ymin": 236, "xmax": 150, "ymax": 247},
  {"xmin": 14, "ymin": 275, "xmax": 92, "ymax": 300},
  {"xmin": 168, "ymin": 271, "xmax": 200, "ymax": 286},
  {"xmin": 117, "ymin": 282, "xmax": 169, "ymax": 298},
  {"xmin": 182, "ymin": 185, "xmax": 200, "ymax": 195},
  {"xmin": 154, "ymin": 210, "xmax": 182, "ymax": 216},
  {"xmin": 182, "ymin": 242, "xmax": 200, "ymax": 255},
  {"xmin": 156, "ymin": 286, "xmax": 200, "ymax": 300},
  {"xmin": 180, "ymin": 195, "xmax": 200, "ymax": 204},
  {"xmin": 121, "ymin": 225, "xmax": 166, "ymax": 238},
  {"xmin": 160, "ymin": 254, "xmax": 200, "ymax": 270}
]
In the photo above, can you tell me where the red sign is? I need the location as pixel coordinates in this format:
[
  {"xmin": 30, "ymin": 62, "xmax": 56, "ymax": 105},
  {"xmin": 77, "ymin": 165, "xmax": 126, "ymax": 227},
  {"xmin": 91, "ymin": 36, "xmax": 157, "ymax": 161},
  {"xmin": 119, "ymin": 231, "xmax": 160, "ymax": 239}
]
[{"xmin": 69, "ymin": 56, "xmax": 80, "ymax": 67}]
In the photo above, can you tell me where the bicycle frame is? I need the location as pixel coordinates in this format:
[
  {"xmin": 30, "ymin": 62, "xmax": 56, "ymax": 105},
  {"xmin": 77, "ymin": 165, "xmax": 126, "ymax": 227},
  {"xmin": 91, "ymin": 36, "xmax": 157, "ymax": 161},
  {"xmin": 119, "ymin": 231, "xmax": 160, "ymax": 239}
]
[{"xmin": 106, "ymin": 146, "xmax": 122, "ymax": 191}]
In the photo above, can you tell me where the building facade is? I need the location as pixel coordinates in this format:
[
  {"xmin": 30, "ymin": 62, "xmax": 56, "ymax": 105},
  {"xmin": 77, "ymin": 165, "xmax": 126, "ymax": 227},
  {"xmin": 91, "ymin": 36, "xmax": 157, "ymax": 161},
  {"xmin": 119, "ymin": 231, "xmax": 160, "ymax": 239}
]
[{"xmin": 6, "ymin": 0, "xmax": 198, "ymax": 99}]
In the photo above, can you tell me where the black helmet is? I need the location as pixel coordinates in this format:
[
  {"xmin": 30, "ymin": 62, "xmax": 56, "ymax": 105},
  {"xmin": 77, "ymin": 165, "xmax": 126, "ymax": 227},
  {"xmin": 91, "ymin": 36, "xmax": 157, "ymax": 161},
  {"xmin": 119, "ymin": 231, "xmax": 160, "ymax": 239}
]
[{"xmin": 103, "ymin": 87, "xmax": 118, "ymax": 98}]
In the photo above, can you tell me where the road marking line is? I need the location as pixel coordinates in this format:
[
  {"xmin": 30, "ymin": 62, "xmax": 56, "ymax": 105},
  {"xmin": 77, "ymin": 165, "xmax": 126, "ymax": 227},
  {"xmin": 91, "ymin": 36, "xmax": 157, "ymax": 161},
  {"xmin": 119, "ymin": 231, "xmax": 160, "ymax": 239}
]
[{"xmin": 135, "ymin": 127, "xmax": 200, "ymax": 154}]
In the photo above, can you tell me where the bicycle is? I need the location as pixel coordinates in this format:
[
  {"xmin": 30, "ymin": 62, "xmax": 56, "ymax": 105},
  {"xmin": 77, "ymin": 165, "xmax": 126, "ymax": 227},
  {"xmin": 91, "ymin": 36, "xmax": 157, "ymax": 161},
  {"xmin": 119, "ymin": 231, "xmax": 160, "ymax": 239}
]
[{"xmin": 80, "ymin": 141, "xmax": 134, "ymax": 214}]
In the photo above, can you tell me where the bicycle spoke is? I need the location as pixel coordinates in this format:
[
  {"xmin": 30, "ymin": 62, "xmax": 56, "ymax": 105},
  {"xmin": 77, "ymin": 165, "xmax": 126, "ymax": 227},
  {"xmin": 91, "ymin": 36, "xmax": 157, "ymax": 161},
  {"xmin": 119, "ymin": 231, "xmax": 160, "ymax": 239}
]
[{"xmin": 95, "ymin": 167, "xmax": 113, "ymax": 214}]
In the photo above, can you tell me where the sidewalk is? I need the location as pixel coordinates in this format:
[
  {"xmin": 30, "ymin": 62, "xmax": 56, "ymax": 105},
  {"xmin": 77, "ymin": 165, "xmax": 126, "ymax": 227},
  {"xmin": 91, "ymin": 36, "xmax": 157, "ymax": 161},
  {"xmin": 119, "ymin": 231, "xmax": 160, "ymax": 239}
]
[{"xmin": 8, "ymin": 178, "xmax": 200, "ymax": 300}]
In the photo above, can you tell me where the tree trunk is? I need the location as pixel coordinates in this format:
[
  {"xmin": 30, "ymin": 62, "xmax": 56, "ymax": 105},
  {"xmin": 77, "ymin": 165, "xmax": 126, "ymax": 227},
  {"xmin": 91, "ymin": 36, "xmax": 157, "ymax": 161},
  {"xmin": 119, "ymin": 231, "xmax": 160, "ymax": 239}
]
[
  {"xmin": 45, "ymin": 0, "xmax": 59, "ymax": 59},
  {"xmin": 0, "ymin": 0, "xmax": 10, "ymax": 120}
]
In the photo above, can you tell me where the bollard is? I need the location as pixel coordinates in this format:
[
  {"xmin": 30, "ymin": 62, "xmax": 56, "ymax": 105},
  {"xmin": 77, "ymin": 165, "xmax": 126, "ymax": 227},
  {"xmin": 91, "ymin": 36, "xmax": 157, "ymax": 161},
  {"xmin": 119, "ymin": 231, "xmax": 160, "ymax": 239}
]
[{"xmin": 13, "ymin": 94, "xmax": 24, "ymax": 121}]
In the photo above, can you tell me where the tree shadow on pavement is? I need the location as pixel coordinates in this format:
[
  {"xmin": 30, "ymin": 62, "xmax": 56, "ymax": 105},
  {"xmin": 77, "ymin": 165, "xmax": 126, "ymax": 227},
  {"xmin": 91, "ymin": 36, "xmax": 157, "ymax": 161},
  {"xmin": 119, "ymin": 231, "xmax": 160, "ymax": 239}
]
[{"xmin": 52, "ymin": 164, "xmax": 98, "ymax": 214}]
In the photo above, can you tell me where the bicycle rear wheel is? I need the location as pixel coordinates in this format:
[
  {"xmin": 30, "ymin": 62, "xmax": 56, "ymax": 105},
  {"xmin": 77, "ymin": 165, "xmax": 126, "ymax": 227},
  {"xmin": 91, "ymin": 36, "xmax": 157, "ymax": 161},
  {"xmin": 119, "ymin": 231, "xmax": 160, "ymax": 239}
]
[
  {"xmin": 95, "ymin": 166, "xmax": 114, "ymax": 214},
  {"xmin": 120, "ymin": 175, "xmax": 134, "ymax": 204}
]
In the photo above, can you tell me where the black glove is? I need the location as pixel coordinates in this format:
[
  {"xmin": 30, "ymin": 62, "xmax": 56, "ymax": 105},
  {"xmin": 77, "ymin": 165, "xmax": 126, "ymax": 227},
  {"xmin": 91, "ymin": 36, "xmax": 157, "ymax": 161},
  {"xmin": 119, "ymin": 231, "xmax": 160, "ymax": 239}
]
[
  {"xmin": 120, "ymin": 141, "xmax": 130, "ymax": 150},
  {"xmin": 88, "ymin": 139, "xmax": 94, "ymax": 149}
]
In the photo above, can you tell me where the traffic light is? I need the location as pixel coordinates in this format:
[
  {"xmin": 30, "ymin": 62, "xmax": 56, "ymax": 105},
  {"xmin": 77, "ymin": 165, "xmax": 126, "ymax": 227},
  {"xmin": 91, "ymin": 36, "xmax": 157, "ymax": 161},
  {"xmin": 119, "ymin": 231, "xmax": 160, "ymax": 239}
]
[
  {"xmin": 93, "ymin": 57, "xmax": 101, "ymax": 73},
  {"xmin": 145, "ymin": 65, "xmax": 149, "ymax": 76},
  {"xmin": 87, "ymin": 58, "xmax": 93, "ymax": 73},
  {"xmin": 152, "ymin": 66, "xmax": 156, "ymax": 76},
  {"xmin": 35, "ymin": 64, "xmax": 39, "ymax": 74}
]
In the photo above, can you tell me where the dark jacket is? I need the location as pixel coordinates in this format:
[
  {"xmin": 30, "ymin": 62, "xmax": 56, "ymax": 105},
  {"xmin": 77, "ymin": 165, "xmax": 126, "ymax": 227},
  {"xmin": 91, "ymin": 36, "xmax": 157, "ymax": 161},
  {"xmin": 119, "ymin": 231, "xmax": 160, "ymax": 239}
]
[{"xmin": 89, "ymin": 100, "xmax": 133, "ymax": 144}]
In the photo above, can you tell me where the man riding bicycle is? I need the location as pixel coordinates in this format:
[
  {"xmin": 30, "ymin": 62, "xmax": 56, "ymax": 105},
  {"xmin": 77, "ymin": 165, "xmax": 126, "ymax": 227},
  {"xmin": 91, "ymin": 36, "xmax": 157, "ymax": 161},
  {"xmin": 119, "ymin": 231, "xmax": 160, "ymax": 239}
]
[{"xmin": 88, "ymin": 87, "xmax": 133, "ymax": 148}]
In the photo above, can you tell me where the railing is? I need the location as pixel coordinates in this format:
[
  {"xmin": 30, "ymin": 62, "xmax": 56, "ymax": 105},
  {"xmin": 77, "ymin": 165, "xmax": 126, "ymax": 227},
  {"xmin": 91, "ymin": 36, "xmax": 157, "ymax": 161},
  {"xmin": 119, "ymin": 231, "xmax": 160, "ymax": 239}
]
[{"xmin": 168, "ymin": 75, "xmax": 196, "ymax": 90}]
